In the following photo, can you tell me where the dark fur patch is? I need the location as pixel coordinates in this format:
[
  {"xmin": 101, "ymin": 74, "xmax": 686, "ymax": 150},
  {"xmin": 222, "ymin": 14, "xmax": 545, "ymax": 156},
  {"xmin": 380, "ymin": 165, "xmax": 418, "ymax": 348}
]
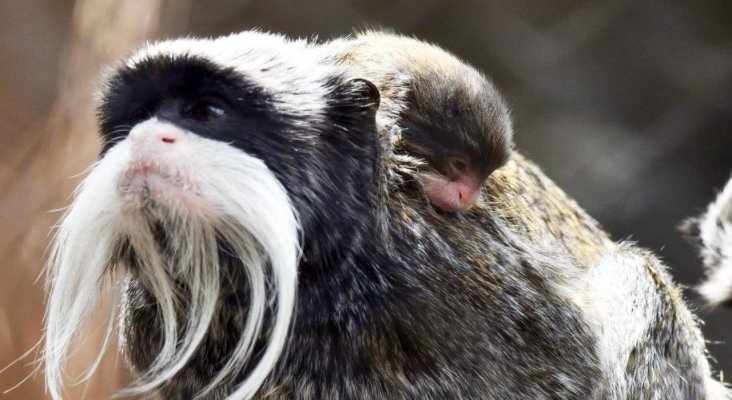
[{"xmin": 99, "ymin": 56, "xmax": 277, "ymax": 152}]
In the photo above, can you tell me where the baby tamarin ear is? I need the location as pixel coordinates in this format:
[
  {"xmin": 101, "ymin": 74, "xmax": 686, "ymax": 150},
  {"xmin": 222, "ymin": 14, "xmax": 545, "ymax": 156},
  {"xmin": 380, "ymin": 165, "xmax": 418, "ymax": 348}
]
[{"xmin": 325, "ymin": 31, "xmax": 513, "ymax": 212}]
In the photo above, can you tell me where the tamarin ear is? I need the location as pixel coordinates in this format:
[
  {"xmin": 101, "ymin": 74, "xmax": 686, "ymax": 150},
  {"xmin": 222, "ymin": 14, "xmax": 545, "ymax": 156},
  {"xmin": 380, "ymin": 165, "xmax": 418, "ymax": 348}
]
[
  {"xmin": 331, "ymin": 78, "xmax": 380, "ymax": 117},
  {"xmin": 346, "ymin": 78, "xmax": 382, "ymax": 182},
  {"xmin": 349, "ymin": 78, "xmax": 380, "ymax": 112},
  {"xmin": 327, "ymin": 78, "xmax": 382, "ymax": 182},
  {"xmin": 326, "ymin": 77, "xmax": 381, "ymax": 145}
]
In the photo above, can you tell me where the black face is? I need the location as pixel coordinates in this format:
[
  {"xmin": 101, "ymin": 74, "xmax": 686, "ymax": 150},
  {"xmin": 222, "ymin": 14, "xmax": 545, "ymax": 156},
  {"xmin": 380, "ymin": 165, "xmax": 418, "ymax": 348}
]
[
  {"xmin": 99, "ymin": 55, "xmax": 382, "ymax": 262},
  {"xmin": 399, "ymin": 67, "xmax": 512, "ymax": 181},
  {"xmin": 99, "ymin": 57, "xmax": 286, "ymax": 154}
]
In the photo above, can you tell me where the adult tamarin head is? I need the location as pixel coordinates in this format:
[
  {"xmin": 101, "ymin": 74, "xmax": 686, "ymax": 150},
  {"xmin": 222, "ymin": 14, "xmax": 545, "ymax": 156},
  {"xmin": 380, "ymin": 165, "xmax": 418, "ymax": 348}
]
[
  {"xmin": 43, "ymin": 31, "xmax": 380, "ymax": 399},
  {"xmin": 323, "ymin": 30, "xmax": 513, "ymax": 212}
]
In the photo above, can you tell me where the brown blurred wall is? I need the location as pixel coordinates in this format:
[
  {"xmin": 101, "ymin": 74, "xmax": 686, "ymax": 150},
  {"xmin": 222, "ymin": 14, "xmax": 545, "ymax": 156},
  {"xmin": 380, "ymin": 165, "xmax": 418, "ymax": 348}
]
[{"xmin": 1, "ymin": 0, "xmax": 188, "ymax": 398}]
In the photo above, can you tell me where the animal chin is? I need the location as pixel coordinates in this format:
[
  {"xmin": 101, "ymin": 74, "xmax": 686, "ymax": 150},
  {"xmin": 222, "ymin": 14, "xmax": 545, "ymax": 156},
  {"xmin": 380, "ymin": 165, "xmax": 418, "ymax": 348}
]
[{"xmin": 117, "ymin": 161, "xmax": 207, "ymax": 216}]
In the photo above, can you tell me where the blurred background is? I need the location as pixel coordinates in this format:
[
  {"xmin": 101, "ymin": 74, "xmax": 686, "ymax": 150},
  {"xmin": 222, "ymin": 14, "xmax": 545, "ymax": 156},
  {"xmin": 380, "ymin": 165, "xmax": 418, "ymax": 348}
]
[{"xmin": 1, "ymin": 0, "xmax": 730, "ymax": 398}]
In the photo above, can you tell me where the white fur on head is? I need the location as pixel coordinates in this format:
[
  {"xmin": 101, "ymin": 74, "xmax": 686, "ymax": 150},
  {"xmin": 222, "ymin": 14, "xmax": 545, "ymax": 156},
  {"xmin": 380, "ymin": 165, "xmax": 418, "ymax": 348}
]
[
  {"xmin": 44, "ymin": 118, "xmax": 300, "ymax": 399},
  {"xmin": 697, "ymin": 175, "xmax": 732, "ymax": 306},
  {"xmin": 121, "ymin": 31, "xmax": 330, "ymax": 125}
]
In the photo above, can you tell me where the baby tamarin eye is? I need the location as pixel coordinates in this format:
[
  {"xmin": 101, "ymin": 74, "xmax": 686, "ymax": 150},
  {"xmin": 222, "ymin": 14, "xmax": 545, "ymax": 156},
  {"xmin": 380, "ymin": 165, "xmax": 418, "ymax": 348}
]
[{"xmin": 447, "ymin": 156, "xmax": 470, "ymax": 177}]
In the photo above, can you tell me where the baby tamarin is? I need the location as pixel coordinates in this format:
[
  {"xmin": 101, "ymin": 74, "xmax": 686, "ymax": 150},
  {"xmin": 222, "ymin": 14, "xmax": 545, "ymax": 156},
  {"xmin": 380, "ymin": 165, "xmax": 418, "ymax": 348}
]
[
  {"xmin": 323, "ymin": 31, "xmax": 513, "ymax": 212},
  {"xmin": 43, "ymin": 30, "xmax": 728, "ymax": 400}
]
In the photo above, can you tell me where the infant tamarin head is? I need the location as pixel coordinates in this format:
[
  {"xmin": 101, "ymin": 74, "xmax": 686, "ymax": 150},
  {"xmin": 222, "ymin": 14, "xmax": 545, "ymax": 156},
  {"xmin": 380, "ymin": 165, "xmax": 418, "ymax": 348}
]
[
  {"xmin": 329, "ymin": 31, "xmax": 513, "ymax": 212},
  {"xmin": 44, "ymin": 31, "xmax": 380, "ymax": 399}
]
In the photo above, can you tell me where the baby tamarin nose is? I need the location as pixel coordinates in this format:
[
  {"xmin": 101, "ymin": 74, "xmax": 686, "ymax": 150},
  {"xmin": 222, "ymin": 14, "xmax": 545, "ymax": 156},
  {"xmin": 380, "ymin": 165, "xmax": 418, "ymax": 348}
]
[{"xmin": 423, "ymin": 163, "xmax": 482, "ymax": 212}]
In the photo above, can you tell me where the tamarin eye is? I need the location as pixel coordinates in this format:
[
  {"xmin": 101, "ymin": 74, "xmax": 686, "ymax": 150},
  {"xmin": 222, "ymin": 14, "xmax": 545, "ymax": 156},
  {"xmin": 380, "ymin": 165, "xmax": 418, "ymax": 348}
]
[
  {"xmin": 185, "ymin": 97, "xmax": 227, "ymax": 122},
  {"xmin": 449, "ymin": 157, "xmax": 469, "ymax": 174},
  {"xmin": 129, "ymin": 106, "xmax": 150, "ymax": 123}
]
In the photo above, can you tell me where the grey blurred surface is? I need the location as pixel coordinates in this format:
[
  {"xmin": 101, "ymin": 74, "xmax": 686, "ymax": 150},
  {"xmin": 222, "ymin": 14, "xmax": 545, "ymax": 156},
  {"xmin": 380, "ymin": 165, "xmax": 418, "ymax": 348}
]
[{"xmin": 1, "ymin": 0, "xmax": 730, "ymax": 393}]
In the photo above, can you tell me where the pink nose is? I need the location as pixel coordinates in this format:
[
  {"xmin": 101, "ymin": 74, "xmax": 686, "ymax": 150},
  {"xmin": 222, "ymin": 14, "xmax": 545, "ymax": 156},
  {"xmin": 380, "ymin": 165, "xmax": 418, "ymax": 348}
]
[
  {"xmin": 128, "ymin": 120, "xmax": 186, "ymax": 147},
  {"xmin": 154, "ymin": 130, "xmax": 178, "ymax": 144},
  {"xmin": 130, "ymin": 128, "xmax": 179, "ymax": 144}
]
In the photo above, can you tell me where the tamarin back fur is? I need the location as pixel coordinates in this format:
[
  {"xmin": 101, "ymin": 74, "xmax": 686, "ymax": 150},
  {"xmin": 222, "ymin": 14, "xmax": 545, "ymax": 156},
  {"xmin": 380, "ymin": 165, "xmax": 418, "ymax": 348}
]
[{"xmin": 311, "ymin": 30, "xmax": 728, "ymax": 400}]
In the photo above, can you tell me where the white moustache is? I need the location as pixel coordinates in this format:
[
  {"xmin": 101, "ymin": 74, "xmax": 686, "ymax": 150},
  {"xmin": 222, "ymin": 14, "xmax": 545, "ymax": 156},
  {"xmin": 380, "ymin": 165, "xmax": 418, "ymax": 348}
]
[{"xmin": 44, "ymin": 118, "xmax": 301, "ymax": 400}]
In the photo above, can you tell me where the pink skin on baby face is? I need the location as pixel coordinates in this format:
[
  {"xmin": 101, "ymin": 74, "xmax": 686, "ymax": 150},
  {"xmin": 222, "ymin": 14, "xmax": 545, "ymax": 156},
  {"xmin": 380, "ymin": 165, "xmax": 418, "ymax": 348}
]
[{"xmin": 421, "ymin": 159, "xmax": 482, "ymax": 212}]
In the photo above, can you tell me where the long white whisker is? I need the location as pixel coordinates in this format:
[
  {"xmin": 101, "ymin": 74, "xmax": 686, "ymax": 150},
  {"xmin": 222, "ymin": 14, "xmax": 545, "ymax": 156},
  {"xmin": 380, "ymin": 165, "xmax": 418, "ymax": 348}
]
[{"xmin": 45, "ymin": 127, "xmax": 301, "ymax": 400}]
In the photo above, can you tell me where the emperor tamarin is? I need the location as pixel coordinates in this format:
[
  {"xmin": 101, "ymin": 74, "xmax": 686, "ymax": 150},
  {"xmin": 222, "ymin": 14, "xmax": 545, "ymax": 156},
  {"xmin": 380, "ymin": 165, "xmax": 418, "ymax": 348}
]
[{"xmin": 44, "ymin": 30, "xmax": 729, "ymax": 399}]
